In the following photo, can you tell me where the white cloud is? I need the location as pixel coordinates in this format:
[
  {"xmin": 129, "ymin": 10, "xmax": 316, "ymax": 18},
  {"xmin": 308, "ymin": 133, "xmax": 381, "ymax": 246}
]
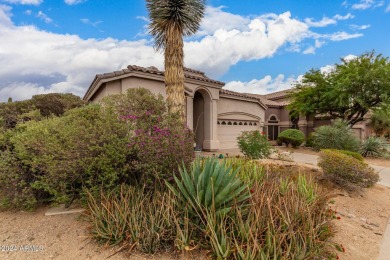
[
  {"xmin": 320, "ymin": 65, "xmax": 335, "ymax": 74},
  {"xmin": 352, "ymin": 0, "xmax": 374, "ymax": 9},
  {"xmin": 305, "ymin": 17, "xmax": 336, "ymax": 27},
  {"xmin": 315, "ymin": 39, "xmax": 325, "ymax": 48},
  {"xmin": 185, "ymin": 12, "xmax": 310, "ymax": 77},
  {"xmin": 343, "ymin": 54, "xmax": 358, "ymax": 61},
  {"xmin": 80, "ymin": 18, "xmax": 102, "ymax": 27},
  {"xmin": 351, "ymin": 0, "xmax": 386, "ymax": 9},
  {"xmin": 333, "ymin": 13, "xmax": 355, "ymax": 20},
  {"xmin": 198, "ymin": 6, "xmax": 250, "ymax": 35},
  {"xmin": 0, "ymin": 7, "xmax": 163, "ymax": 101},
  {"xmin": 224, "ymin": 74, "xmax": 301, "ymax": 95},
  {"xmin": 36, "ymin": 11, "xmax": 52, "ymax": 23},
  {"xmin": 64, "ymin": 0, "xmax": 86, "ymax": 5},
  {"xmin": 305, "ymin": 13, "xmax": 354, "ymax": 28},
  {"xmin": 0, "ymin": 6, "xmax": 367, "ymax": 101},
  {"xmin": 2, "ymin": 0, "xmax": 42, "ymax": 5},
  {"xmin": 0, "ymin": 4, "xmax": 13, "ymax": 27},
  {"xmin": 303, "ymin": 46, "xmax": 316, "ymax": 54},
  {"xmin": 386, "ymin": 4, "xmax": 390, "ymax": 12},
  {"xmin": 350, "ymin": 24, "xmax": 371, "ymax": 30},
  {"xmin": 223, "ymin": 54, "xmax": 361, "ymax": 95},
  {"xmin": 24, "ymin": 9, "xmax": 31, "ymax": 15},
  {"xmin": 326, "ymin": 31, "xmax": 363, "ymax": 41}
]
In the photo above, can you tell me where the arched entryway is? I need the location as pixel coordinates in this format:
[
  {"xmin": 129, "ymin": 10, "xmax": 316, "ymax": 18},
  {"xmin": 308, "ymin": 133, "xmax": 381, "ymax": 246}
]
[
  {"xmin": 193, "ymin": 89, "xmax": 212, "ymax": 150},
  {"xmin": 267, "ymin": 115, "xmax": 279, "ymax": 141}
]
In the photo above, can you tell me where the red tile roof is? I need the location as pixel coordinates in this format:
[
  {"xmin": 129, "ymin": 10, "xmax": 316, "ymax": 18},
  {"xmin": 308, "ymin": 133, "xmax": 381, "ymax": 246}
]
[
  {"xmin": 219, "ymin": 89, "xmax": 268, "ymax": 109},
  {"xmin": 263, "ymin": 89, "xmax": 293, "ymax": 100}
]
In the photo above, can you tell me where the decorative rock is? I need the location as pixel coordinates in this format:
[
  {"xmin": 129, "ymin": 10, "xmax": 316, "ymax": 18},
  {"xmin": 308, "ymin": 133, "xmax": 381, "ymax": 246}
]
[
  {"xmin": 338, "ymin": 191, "xmax": 349, "ymax": 197},
  {"xmin": 361, "ymin": 224, "xmax": 374, "ymax": 230},
  {"xmin": 368, "ymin": 222, "xmax": 380, "ymax": 227},
  {"xmin": 45, "ymin": 205, "xmax": 85, "ymax": 216},
  {"xmin": 348, "ymin": 213, "xmax": 356, "ymax": 218},
  {"xmin": 360, "ymin": 217, "xmax": 367, "ymax": 222}
]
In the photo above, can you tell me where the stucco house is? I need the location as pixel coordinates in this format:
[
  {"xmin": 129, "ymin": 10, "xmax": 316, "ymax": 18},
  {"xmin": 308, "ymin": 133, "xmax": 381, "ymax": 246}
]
[{"xmin": 83, "ymin": 65, "xmax": 267, "ymax": 151}]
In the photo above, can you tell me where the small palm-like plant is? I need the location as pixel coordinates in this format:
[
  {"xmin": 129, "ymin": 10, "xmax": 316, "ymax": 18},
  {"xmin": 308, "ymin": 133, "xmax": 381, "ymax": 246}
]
[
  {"xmin": 360, "ymin": 136, "xmax": 389, "ymax": 157},
  {"xmin": 166, "ymin": 158, "xmax": 250, "ymax": 217},
  {"xmin": 146, "ymin": 0, "xmax": 206, "ymax": 121}
]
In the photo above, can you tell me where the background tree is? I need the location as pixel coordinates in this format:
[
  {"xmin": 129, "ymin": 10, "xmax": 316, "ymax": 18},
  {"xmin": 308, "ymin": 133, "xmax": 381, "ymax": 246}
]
[
  {"xmin": 370, "ymin": 102, "xmax": 390, "ymax": 137},
  {"xmin": 146, "ymin": 0, "xmax": 205, "ymax": 121},
  {"xmin": 289, "ymin": 51, "xmax": 390, "ymax": 126},
  {"xmin": 0, "ymin": 93, "xmax": 85, "ymax": 129}
]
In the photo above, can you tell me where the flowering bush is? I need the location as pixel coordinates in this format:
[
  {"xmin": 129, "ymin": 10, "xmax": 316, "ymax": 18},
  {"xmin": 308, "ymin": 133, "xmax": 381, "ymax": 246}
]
[
  {"xmin": 105, "ymin": 88, "xmax": 194, "ymax": 185},
  {"xmin": 237, "ymin": 130, "xmax": 271, "ymax": 159},
  {"xmin": 128, "ymin": 115, "xmax": 194, "ymax": 185}
]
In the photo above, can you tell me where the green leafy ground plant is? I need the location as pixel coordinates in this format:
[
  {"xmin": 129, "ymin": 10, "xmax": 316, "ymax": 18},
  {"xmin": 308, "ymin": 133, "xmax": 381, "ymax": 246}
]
[{"xmin": 237, "ymin": 130, "xmax": 271, "ymax": 159}]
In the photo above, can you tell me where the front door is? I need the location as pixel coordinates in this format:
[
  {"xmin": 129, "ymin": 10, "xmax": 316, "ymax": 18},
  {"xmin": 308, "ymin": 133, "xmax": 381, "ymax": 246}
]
[{"xmin": 268, "ymin": 125, "xmax": 279, "ymax": 140}]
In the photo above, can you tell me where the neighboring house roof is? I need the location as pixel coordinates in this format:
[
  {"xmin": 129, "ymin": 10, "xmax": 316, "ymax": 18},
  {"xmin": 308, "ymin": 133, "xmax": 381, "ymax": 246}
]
[
  {"xmin": 83, "ymin": 65, "xmax": 225, "ymax": 101},
  {"xmin": 263, "ymin": 89, "xmax": 293, "ymax": 100},
  {"xmin": 220, "ymin": 89, "xmax": 268, "ymax": 110},
  {"xmin": 245, "ymin": 93, "xmax": 290, "ymax": 108}
]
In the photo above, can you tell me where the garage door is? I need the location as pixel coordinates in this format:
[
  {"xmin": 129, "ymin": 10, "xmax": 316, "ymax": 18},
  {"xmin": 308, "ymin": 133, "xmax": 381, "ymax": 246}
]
[{"xmin": 217, "ymin": 120, "xmax": 259, "ymax": 149}]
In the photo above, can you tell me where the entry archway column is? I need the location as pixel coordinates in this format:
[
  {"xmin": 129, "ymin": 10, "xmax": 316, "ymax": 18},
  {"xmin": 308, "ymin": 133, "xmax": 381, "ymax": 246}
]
[
  {"xmin": 186, "ymin": 96, "xmax": 193, "ymax": 130},
  {"xmin": 203, "ymin": 99, "xmax": 220, "ymax": 151}
]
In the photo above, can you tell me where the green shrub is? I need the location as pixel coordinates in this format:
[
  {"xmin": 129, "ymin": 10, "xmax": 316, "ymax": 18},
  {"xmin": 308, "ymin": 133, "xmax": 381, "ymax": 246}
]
[
  {"xmin": 318, "ymin": 149, "xmax": 379, "ymax": 190},
  {"xmin": 1, "ymin": 104, "xmax": 132, "ymax": 208},
  {"xmin": 360, "ymin": 136, "xmax": 389, "ymax": 158},
  {"xmin": 0, "ymin": 88, "xmax": 194, "ymax": 209},
  {"xmin": 322, "ymin": 149, "xmax": 364, "ymax": 161},
  {"xmin": 277, "ymin": 129, "xmax": 305, "ymax": 148},
  {"xmin": 237, "ymin": 130, "xmax": 271, "ymax": 159},
  {"xmin": 0, "ymin": 93, "xmax": 85, "ymax": 130},
  {"xmin": 86, "ymin": 185, "xmax": 175, "ymax": 253},
  {"xmin": 305, "ymin": 132, "xmax": 315, "ymax": 147},
  {"xmin": 313, "ymin": 119, "xmax": 360, "ymax": 152}
]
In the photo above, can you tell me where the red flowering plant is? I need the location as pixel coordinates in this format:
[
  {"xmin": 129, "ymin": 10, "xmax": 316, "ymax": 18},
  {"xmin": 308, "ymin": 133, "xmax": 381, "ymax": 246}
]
[{"xmin": 127, "ymin": 113, "xmax": 194, "ymax": 186}]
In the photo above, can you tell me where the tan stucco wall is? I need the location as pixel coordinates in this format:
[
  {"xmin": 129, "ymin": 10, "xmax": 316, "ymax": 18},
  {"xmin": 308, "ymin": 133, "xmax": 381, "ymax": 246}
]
[
  {"xmin": 90, "ymin": 84, "xmax": 106, "ymax": 102},
  {"xmin": 122, "ymin": 77, "xmax": 166, "ymax": 98},
  {"xmin": 218, "ymin": 98, "xmax": 264, "ymax": 119}
]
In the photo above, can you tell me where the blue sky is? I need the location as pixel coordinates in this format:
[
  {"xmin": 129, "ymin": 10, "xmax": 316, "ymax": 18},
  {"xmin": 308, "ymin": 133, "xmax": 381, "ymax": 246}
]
[{"xmin": 0, "ymin": 0, "xmax": 389, "ymax": 101}]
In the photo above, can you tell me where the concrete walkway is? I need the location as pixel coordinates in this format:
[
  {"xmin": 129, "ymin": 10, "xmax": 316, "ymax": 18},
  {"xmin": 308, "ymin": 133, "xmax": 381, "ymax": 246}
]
[{"xmin": 289, "ymin": 152, "xmax": 390, "ymax": 260}]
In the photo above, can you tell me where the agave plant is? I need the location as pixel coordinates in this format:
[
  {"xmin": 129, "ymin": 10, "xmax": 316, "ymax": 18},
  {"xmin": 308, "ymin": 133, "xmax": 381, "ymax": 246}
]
[{"xmin": 166, "ymin": 158, "xmax": 251, "ymax": 217}]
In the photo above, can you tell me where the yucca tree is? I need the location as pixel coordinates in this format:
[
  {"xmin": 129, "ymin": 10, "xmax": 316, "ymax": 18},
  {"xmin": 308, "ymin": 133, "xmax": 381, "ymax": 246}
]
[{"xmin": 146, "ymin": 0, "xmax": 205, "ymax": 122}]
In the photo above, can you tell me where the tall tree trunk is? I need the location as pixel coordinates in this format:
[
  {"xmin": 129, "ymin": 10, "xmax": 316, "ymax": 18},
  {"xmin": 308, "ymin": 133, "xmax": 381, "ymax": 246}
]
[{"xmin": 164, "ymin": 25, "xmax": 185, "ymax": 123}]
